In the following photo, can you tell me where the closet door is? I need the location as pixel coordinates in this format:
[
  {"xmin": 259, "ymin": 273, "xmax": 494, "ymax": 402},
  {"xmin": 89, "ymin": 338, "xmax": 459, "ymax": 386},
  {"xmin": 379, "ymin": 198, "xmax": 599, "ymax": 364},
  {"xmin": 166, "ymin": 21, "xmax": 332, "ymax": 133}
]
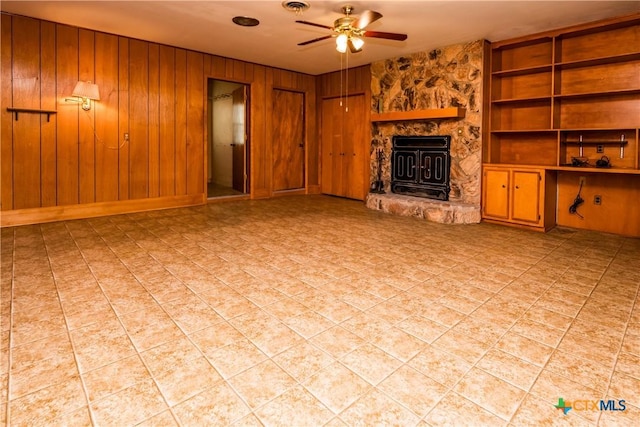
[
  {"xmin": 321, "ymin": 95, "xmax": 367, "ymax": 200},
  {"xmin": 321, "ymin": 97, "xmax": 344, "ymax": 196}
]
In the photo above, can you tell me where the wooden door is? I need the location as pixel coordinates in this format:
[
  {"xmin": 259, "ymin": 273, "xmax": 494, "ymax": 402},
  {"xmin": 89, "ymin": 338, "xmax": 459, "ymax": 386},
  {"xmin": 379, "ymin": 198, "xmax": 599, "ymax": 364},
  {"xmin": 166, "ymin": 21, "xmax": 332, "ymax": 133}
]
[
  {"xmin": 321, "ymin": 97, "xmax": 344, "ymax": 196},
  {"xmin": 511, "ymin": 170, "xmax": 541, "ymax": 224},
  {"xmin": 232, "ymin": 86, "xmax": 246, "ymax": 192},
  {"xmin": 272, "ymin": 89, "xmax": 305, "ymax": 191},
  {"xmin": 342, "ymin": 95, "xmax": 366, "ymax": 200},
  {"xmin": 483, "ymin": 168, "xmax": 510, "ymax": 219}
]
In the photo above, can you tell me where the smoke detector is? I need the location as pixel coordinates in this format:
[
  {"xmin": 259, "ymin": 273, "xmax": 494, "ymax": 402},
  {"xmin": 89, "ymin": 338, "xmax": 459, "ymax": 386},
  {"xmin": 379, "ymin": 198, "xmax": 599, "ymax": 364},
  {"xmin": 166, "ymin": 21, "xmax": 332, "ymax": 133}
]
[{"xmin": 282, "ymin": 1, "xmax": 310, "ymax": 14}]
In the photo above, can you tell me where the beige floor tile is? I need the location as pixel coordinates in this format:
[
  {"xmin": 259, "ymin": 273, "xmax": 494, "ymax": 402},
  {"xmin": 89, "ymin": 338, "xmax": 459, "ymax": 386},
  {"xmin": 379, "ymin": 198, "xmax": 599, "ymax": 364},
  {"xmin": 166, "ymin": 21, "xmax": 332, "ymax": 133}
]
[
  {"xmin": 70, "ymin": 318, "xmax": 137, "ymax": 373},
  {"xmin": 303, "ymin": 362, "xmax": 371, "ymax": 414},
  {"xmin": 424, "ymin": 391, "xmax": 506, "ymax": 426},
  {"xmin": 272, "ymin": 341, "xmax": 335, "ymax": 383},
  {"xmin": 420, "ymin": 302, "xmax": 465, "ymax": 327},
  {"xmin": 172, "ymin": 381, "xmax": 250, "ymax": 425},
  {"xmin": 3, "ymin": 196, "xmax": 639, "ymax": 426},
  {"xmin": 309, "ymin": 326, "xmax": 366, "ymax": 358},
  {"xmin": 135, "ymin": 410, "xmax": 179, "ymax": 427},
  {"xmin": 378, "ymin": 365, "xmax": 448, "ymax": 418},
  {"xmin": 90, "ymin": 379, "xmax": 167, "ymax": 426},
  {"xmin": 432, "ymin": 329, "xmax": 489, "ymax": 364},
  {"xmin": 369, "ymin": 326, "xmax": 426, "ymax": 362},
  {"xmin": 339, "ymin": 343, "xmax": 402, "ymax": 385},
  {"xmin": 189, "ymin": 321, "xmax": 245, "ymax": 354},
  {"xmin": 545, "ymin": 349, "xmax": 613, "ymax": 394},
  {"xmin": 339, "ymin": 388, "xmax": 421, "ymax": 426},
  {"xmin": 254, "ymin": 384, "xmax": 334, "ymax": 427},
  {"xmin": 206, "ymin": 338, "xmax": 268, "ymax": 379},
  {"xmin": 615, "ymin": 352, "xmax": 640, "ymax": 379},
  {"xmin": 119, "ymin": 305, "xmax": 184, "ymax": 352},
  {"xmin": 495, "ymin": 332, "xmax": 554, "ymax": 367},
  {"xmin": 408, "ymin": 345, "xmax": 472, "ymax": 388},
  {"xmin": 8, "ymin": 376, "xmax": 87, "ymax": 426},
  {"xmin": 341, "ymin": 311, "xmax": 393, "ymax": 342},
  {"xmin": 283, "ymin": 310, "xmax": 335, "ymax": 339},
  {"xmin": 161, "ymin": 293, "xmax": 224, "ymax": 334},
  {"xmin": 510, "ymin": 317, "xmax": 566, "ymax": 348},
  {"xmin": 153, "ymin": 355, "xmax": 222, "ymax": 406},
  {"xmin": 82, "ymin": 354, "xmax": 151, "ymax": 402},
  {"xmin": 454, "ymin": 367, "xmax": 526, "ymax": 420},
  {"xmin": 477, "ymin": 349, "xmax": 542, "ymax": 391},
  {"xmin": 396, "ymin": 315, "xmax": 448, "ymax": 343},
  {"xmin": 228, "ymin": 359, "xmax": 297, "ymax": 409}
]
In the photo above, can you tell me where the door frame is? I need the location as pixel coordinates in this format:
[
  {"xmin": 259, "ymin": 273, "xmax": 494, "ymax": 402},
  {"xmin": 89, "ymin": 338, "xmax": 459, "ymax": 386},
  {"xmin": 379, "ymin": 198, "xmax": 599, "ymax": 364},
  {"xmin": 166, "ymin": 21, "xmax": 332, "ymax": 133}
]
[{"xmin": 205, "ymin": 78, "xmax": 251, "ymax": 199}]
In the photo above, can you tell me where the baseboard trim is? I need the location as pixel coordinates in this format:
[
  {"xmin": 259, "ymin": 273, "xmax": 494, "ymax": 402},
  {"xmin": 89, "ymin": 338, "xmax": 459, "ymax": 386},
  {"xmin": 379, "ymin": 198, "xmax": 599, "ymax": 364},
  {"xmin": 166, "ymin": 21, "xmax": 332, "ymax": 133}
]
[{"xmin": 1, "ymin": 194, "xmax": 206, "ymax": 227}]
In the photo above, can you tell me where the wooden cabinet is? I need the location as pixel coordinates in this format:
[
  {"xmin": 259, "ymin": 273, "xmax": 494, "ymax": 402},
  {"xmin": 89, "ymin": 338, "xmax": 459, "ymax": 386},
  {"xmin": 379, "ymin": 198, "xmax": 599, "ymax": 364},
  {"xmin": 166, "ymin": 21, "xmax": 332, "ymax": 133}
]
[
  {"xmin": 321, "ymin": 95, "xmax": 367, "ymax": 200},
  {"xmin": 484, "ymin": 13, "xmax": 640, "ymax": 236},
  {"xmin": 483, "ymin": 166, "xmax": 557, "ymax": 230}
]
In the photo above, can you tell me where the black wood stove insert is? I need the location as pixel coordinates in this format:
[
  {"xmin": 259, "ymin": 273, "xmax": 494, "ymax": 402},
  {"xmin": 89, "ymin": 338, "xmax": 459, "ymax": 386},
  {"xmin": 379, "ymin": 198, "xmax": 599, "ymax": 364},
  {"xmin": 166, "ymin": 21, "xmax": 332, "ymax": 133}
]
[{"xmin": 391, "ymin": 135, "xmax": 451, "ymax": 201}]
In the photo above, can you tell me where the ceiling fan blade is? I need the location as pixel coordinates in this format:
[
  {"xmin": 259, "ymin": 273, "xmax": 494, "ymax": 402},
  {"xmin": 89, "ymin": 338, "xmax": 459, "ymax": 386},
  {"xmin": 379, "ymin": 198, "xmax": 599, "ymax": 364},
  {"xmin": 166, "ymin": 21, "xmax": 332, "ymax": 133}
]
[
  {"xmin": 295, "ymin": 20, "xmax": 333, "ymax": 30},
  {"xmin": 363, "ymin": 30, "xmax": 408, "ymax": 41},
  {"xmin": 298, "ymin": 35, "xmax": 332, "ymax": 46},
  {"xmin": 354, "ymin": 10, "xmax": 382, "ymax": 29}
]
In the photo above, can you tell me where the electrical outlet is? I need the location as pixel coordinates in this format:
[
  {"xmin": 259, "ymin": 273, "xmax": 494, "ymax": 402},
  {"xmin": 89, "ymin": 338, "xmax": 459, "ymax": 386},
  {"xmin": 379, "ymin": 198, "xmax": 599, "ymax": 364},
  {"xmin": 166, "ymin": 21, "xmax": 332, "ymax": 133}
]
[
  {"xmin": 594, "ymin": 195, "xmax": 602, "ymax": 205},
  {"xmin": 124, "ymin": 133, "xmax": 129, "ymax": 141},
  {"xmin": 579, "ymin": 176, "xmax": 586, "ymax": 186},
  {"xmin": 597, "ymin": 144, "xmax": 604, "ymax": 153}
]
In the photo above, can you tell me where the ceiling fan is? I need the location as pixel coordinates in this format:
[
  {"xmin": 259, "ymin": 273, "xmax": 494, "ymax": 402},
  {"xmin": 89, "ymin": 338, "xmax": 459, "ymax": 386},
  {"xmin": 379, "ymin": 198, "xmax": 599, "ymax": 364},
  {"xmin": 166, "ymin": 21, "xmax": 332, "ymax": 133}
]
[{"xmin": 296, "ymin": 5, "xmax": 408, "ymax": 53}]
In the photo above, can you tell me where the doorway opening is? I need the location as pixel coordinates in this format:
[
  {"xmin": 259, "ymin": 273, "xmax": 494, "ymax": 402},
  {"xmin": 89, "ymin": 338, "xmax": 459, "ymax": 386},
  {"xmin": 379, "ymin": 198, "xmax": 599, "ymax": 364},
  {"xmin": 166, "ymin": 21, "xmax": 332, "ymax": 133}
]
[{"xmin": 207, "ymin": 79, "xmax": 249, "ymax": 198}]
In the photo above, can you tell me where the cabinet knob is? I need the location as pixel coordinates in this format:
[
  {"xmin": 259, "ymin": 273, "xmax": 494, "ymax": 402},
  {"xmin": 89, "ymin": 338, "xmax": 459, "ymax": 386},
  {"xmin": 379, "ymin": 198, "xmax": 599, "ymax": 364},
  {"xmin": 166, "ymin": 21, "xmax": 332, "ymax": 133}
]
[
  {"xmin": 501, "ymin": 185, "xmax": 506, "ymax": 188},
  {"xmin": 515, "ymin": 186, "xmax": 520, "ymax": 189}
]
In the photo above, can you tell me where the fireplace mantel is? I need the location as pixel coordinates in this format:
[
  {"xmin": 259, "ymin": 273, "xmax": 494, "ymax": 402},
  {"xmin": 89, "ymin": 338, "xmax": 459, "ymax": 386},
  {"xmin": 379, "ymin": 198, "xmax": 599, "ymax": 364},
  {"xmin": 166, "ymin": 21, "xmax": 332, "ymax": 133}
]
[{"xmin": 371, "ymin": 107, "xmax": 466, "ymax": 123}]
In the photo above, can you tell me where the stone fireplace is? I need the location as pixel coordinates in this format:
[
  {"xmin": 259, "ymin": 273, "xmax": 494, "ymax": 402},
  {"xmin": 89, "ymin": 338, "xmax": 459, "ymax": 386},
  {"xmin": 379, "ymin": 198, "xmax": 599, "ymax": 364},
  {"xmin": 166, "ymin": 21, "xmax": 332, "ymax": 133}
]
[
  {"xmin": 391, "ymin": 135, "xmax": 451, "ymax": 201},
  {"xmin": 366, "ymin": 40, "xmax": 486, "ymax": 224}
]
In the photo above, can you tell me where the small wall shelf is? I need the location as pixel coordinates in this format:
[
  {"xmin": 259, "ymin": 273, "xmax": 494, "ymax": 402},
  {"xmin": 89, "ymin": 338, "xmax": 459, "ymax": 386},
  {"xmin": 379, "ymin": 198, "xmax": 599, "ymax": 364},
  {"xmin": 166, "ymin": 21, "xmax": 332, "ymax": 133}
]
[
  {"xmin": 371, "ymin": 107, "xmax": 466, "ymax": 122},
  {"xmin": 6, "ymin": 107, "xmax": 57, "ymax": 122}
]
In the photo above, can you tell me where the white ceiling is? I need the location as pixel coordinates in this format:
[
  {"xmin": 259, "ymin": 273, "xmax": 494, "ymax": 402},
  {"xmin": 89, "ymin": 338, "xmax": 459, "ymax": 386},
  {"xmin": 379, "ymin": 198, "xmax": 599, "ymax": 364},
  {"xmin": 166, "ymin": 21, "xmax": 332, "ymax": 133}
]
[{"xmin": 2, "ymin": 1, "xmax": 638, "ymax": 75}]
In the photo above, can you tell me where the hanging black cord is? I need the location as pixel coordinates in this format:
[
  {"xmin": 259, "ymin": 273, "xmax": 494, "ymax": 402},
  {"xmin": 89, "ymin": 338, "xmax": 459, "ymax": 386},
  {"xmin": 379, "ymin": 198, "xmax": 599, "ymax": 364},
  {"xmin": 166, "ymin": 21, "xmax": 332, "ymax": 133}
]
[{"xmin": 569, "ymin": 181, "xmax": 584, "ymax": 219}]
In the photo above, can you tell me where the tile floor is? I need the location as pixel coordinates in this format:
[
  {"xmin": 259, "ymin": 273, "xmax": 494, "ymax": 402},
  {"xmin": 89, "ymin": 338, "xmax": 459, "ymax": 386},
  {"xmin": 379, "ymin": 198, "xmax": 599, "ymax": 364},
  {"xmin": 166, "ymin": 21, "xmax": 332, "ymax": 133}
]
[{"xmin": 1, "ymin": 195, "xmax": 639, "ymax": 426}]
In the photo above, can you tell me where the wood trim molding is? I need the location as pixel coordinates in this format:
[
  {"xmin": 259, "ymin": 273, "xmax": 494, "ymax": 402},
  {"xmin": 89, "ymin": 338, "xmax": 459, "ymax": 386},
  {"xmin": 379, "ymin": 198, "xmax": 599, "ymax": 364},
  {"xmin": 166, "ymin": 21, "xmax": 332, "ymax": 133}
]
[{"xmin": 0, "ymin": 194, "xmax": 205, "ymax": 227}]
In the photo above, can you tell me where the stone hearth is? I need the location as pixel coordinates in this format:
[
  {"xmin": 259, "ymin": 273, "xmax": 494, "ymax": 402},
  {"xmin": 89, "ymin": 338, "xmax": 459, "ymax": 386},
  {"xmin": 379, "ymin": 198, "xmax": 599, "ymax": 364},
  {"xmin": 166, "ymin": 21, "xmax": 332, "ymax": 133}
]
[
  {"xmin": 366, "ymin": 193, "xmax": 480, "ymax": 224},
  {"xmin": 368, "ymin": 40, "xmax": 486, "ymax": 224}
]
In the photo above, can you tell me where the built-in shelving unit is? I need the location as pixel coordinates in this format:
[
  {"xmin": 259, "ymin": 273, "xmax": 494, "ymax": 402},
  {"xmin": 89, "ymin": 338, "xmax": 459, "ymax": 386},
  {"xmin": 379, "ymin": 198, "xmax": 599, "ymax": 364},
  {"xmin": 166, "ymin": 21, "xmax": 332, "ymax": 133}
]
[
  {"xmin": 483, "ymin": 13, "xmax": 640, "ymax": 236},
  {"xmin": 371, "ymin": 107, "xmax": 465, "ymax": 122}
]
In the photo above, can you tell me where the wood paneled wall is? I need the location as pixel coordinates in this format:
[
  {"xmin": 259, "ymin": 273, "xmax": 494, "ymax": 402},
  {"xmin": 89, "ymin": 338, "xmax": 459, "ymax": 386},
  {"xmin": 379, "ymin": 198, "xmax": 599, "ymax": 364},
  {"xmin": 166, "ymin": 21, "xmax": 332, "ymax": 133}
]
[
  {"xmin": 1, "ymin": 13, "xmax": 318, "ymax": 225},
  {"xmin": 317, "ymin": 65, "xmax": 372, "ymax": 98}
]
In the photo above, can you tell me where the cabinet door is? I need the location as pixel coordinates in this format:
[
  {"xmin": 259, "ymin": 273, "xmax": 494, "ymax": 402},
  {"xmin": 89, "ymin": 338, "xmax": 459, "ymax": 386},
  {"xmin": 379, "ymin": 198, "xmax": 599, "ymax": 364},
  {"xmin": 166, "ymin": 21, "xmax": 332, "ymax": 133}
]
[
  {"xmin": 321, "ymin": 97, "xmax": 343, "ymax": 196},
  {"xmin": 343, "ymin": 95, "xmax": 366, "ymax": 200},
  {"xmin": 483, "ymin": 169, "xmax": 510, "ymax": 219},
  {"xmin": 511, "ymin": 170, "xmax": 541, "ymax": 224}
]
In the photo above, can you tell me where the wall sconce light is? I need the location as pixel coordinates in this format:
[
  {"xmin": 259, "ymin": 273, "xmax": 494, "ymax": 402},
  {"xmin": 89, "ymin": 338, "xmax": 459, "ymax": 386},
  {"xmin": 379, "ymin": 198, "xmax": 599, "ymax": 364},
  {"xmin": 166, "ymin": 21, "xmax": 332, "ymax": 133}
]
[{"xmin": 66, "ymin": 81, "xmax": 100, "ymax": 110}]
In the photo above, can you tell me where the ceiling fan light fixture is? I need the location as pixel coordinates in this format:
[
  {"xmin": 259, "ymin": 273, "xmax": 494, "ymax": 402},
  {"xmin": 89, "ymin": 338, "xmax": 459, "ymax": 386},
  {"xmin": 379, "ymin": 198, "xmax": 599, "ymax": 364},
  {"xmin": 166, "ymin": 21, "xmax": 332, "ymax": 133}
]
[
  {"xmin": 336, "ymin": 33, "xmax": 348, "ymax": 53},
  {"xmin": 350, "ymin": 36, "xmax": 364, "ymax": 51}
]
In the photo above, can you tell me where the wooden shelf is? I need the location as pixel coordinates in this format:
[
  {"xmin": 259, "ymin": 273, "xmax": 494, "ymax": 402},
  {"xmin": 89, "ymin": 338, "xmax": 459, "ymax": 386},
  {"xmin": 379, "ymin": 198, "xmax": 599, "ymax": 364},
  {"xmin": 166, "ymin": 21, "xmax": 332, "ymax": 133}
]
[
  {"xmin": 555, "ymin": 52, "xmax": 640, "ymax": 69},
  {"xmin": 491, "ymin": 64, "xmax": 552, "ymax": 77},
  {"xmin": 492, "ymin": 96, "xmax": 551, "ymax": 104},
  {"xmin": 371, "ymin": 107, "xmax": 465, "ymax": 122},
  {"xmin": 6, "ymin": 107, "xmax": 57, "ymax": 122},
  {"xmin": 553, "ymin": 88, "xmax": 640, "ymax": 100}
]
